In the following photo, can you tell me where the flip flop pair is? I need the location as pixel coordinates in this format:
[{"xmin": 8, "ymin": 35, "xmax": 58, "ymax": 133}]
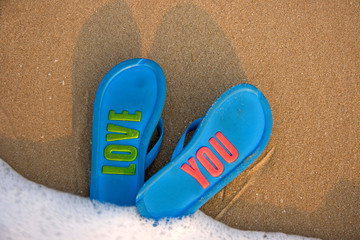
[{"xmin": 90, "ymin": 59, "xmax": 273, "ymax": 219}]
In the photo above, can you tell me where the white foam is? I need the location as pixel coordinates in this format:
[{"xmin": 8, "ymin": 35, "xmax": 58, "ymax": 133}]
[{"xmin": 0, "ymin": 159, "xmax": 316, "ymax": 240}]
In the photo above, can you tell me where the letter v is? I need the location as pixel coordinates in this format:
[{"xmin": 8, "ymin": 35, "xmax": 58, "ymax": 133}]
[
  {"xmin": 181, "ymin": 157, "xmax": 210, "ymax": 189},
  {"xmin": 106, "ymin": 124, "xmax": 139, "ymax": 141}
]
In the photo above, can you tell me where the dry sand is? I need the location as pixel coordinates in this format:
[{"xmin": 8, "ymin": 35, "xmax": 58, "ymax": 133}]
[{"xmin": 1, "ymin": 1, "xmax": 359, "ymax": 239}]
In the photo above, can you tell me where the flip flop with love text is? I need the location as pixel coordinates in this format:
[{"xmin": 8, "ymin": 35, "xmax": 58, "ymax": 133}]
[{"xmin": 90, "ymin": 58, "xmax": 166, "ymax": 206}]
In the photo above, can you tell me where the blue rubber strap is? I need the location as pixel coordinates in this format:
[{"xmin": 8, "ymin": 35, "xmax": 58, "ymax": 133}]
[
  {"xmin": 171, "ymin": 117, "xmax": 203, "ymax": 161},
  {"xmin": 145, "ymin": 117, "xmax": 164, "ymax": 169}
]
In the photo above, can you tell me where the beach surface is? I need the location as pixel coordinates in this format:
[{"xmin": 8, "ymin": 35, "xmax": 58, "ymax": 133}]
[{"xmin": 1, "ymin": 1, "xmax": 359, "ymax": 239}]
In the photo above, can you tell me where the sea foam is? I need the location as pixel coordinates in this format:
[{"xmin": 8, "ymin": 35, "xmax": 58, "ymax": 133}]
[{"xmin": 0, "ymin": 159, "xmax": 316, "ymax": 240}]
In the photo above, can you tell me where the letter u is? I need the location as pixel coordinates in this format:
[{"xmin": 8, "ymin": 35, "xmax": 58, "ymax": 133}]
[{"xmin": 209, "ymin": 131, "xmax": 239, "ymax": 163}]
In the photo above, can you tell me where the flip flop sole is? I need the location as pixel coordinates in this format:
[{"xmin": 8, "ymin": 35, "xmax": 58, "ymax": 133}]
[
  {"xmin": 136, "ymin": 84, "xmax": 272, "ymax": 218},
  {"xmin": 90, "ymin": 58, "xmax": 166, "ymax": 206}
]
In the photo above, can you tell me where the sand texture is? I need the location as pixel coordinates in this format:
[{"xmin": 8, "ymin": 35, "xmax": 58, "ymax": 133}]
[{"xmin": 1, "ymin": 1, "xmax": 359, "ymax": 239}]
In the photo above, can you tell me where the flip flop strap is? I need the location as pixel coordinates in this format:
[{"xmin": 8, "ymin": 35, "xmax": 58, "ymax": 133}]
[
  {"xmin": 145, "ymin": 117, "xmax": 164, "ymax": 169},
  {"xmin": 171, "ymin": 117, "xmax": 203, "ymax": 161}
]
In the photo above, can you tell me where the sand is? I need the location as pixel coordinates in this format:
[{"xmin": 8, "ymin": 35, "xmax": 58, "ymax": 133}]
[{"xmin": 1, "ymin": 1, "xmax": 359, "ymax": 239}]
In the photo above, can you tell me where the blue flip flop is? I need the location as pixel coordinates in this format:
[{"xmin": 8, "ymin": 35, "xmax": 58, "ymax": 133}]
[
  {"xmin": 90, "ymin": 58, "xmax": 166, "ymax": 206},
  {"xmin": 136, "ymin": 84, "xmax": 272, "ymax": 219}
]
